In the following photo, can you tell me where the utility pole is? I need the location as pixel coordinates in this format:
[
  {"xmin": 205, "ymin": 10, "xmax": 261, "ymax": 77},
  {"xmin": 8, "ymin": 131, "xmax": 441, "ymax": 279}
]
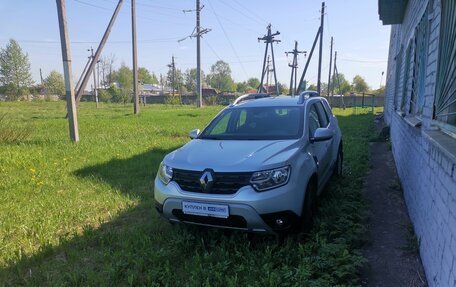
[
  {"xmin": 265, "ymin": 55, "xmax": 272, "ymax": 91},
  {"xmin": 258, "ymin": 24, "xmax": 280, "ymax": 95},
  {"xmin": 196, "ymin": 0, "xmax": 202, "ymax": 107},
  {"xmin": 328, "ymin": 36, "xmax": 333, "ymax": 99},
  {"xmin": 168, "ymin": 56, "xmax": 176, "ymax": 97},
  {"xmin": 75, "ymin": 0, "xmax": 123, "ymax": 102},
  {"xmin": 286, "ymin": 41, "xmax": 306, "ymax": 96},
  {"xmin": 181, "ymin": 1, "xmax": 211, "ymax": 107},
  {"xmin": 297, "ymin": 27, "xmax": 321, "ymax": 93},
  {"xmin": 332, "ymin": 51, "xmax": 338, "ymax": 96},
  {"xmin": 131, "ymin": 0, "xmax": 139, "ymax": 114},
  {"xmin": 160, "ymin": 73, "xmax": 164, "ymax": 95},
  {"xmin": 89, "ymin": 48, "xmax": 99, "ymax": 108},
  {"xmin": 76, "ymin": 56, "xmax": 91, "ymax": 93},
  {"xmin": 317, "ymin": 2, "xmax": 325, "ymax": 95},
  {"xmin": 39, "ymin": 68, "xmax": 44, "ymax": 85},
  {"xmin": 56, "ymin": 0, "xmax": 79, "ymax": 142}
]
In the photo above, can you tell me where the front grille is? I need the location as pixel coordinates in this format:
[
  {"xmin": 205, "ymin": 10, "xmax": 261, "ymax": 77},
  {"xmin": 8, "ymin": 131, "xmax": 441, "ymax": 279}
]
[
  {"xmin": 172, "ymin": 209, "xmax": 247, "ymax": 228},
  {"xmin": 172, "ymin": 169, "xmax": 253, "ymax": 194}
]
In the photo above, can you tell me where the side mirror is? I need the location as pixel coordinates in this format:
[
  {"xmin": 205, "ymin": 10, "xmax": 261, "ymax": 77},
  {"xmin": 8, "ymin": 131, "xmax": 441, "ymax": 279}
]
[
  {"xmin": 310, "ymin": 128, "xmax": 333, "ymax": 143},
  {"xmin": 189, "ymin": 129, "xmax": 200, "ymax": 139}
]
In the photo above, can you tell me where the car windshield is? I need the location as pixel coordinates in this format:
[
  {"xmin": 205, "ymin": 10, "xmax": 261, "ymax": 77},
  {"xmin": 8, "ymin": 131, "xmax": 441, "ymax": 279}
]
[{"xmin": 200, "ymin": 106, "xmax": 303, "ymax": 140}]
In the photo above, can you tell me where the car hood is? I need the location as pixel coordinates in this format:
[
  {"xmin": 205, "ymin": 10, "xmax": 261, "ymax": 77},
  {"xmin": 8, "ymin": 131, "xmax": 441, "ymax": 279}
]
[{"xmin": 165, "ymin": 139, "xmax": 300, "ymax": 172}]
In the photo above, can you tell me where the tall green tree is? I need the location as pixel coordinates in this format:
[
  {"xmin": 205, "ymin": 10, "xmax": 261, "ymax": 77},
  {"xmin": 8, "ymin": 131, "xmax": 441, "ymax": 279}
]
[
  {"xmin": 43, "ymin": 70, "xmax": 65, "ymax": 96},
  {"xmin": 138, "ymin": 67, "xmax": 158, "ymax": 84},
  {"xmin": 247, "ymin": 77, "xmax": 260, "ymax": 90},
  {"xmin": 166, "ymin": 68, "xmax": 184, "ymax": 94},
  {"xmin": 277, "ymin": 82, "xmax": 289, "ymax": 95},
  {"xmin": 207, "ymin": 60, "xmax": 235, "ymax": 92},
  {"xmin": 113, "ymin": 64, "xmax": 133, "ymax": 90},
  {"xmin": 0, "ymin": 39, "xmax": 33, "ymax": 100},
  {"xmin": 112, "ymin": 64, "xmax": 133, "ymax": 104},
  {"xmin": 184, "ymin": 68, "xmax": 206, "ymax": 93},
  {"xmin": 236, "ymin": 81, "xmax": 251, "ymax": 93},
  {"xmin": 330, "ymin": 73, "xmax": 351, "ymax": 95},
  {"xmin": 352, "ymin": 75, "xmax": 369, "ymax": 93}
]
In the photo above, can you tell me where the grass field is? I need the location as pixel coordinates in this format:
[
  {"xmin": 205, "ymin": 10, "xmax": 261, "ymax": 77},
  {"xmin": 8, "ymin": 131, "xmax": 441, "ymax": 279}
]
[{"xmin": 0, "ymin": 101, "xmax": 381, "ymax": 286}]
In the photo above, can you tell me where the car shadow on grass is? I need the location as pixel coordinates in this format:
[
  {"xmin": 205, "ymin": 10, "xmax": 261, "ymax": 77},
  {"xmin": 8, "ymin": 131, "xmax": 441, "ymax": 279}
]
[{"xmin": 0, "ymin": 148, "xmax": 281, "ymax": 286}]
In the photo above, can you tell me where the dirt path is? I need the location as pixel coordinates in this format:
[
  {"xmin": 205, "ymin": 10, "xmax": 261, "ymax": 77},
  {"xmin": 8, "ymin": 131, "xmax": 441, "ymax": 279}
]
[{"xmin": 360, "ymin": 134, "xmax": 427, "ymax": 286}]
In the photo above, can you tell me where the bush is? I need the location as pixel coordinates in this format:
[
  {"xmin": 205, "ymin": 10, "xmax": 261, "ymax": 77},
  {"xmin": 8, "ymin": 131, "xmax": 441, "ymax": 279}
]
[
  {"xmin": 204, "ymin": 95, "xmax": 218, "ymax": 106},
  {"xmin": 98, "ymin": 89, "xmax": 111, "ymax": 103},
  {"xmin": 164, "ymin": 95, "xmax": 181, "ymax": 105}
]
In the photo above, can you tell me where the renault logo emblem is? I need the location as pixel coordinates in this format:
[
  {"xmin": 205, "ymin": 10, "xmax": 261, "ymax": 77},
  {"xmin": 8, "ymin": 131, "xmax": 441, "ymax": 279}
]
[{"xmin": 200, "ymin": 170, "xmax": 214, "ymax": 192}]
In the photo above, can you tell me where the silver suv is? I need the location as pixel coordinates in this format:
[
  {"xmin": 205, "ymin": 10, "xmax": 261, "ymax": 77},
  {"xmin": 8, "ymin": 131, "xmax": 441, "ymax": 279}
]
[{"xmin": 154, "ymin": 91, "xmax": 343, "ymax": 234}]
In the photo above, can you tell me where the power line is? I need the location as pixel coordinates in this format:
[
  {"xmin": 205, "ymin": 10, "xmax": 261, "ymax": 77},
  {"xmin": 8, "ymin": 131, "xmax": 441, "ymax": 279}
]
[
  {"xmin": 207, "ymin": 0, "xmax": 248, "ymax": 78},
  {"xmin": 339, "ymin": 58, "xmax": 387, "ymax": 63},
  {"xmin": 202, "ymin": 38, "xmax": 222, "ymax": 61},
  {"xmin": 217, "ymin": 0, "xmax": 264, "ymax": 26},
  {"xmin": 230, "ymin": 0, "xmax": 268, "ymax": 25},
  {"xmin": 1, "ymin": 37, "xmax": 185, "ymax": 45},
  {"xmin": 72, "ymin": 0, "xmax": 188, "ymax": 26}
]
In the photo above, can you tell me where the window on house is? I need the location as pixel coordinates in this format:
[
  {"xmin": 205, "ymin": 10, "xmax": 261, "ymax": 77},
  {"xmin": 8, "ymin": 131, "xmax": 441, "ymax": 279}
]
[
  {"xmin": 394, "ymin": 47, "xmax": 403, "ymax": 110},
  {"xmin": 434, "ymin": 0, "xmax": 456, "ymax": 128},
  {"xmin": 401, "ymin": 43, "xmax": 412, "ymax": 112},
  {"xmin": 410, "ymin": 8, "xmax": 430, "ymax": 115}
]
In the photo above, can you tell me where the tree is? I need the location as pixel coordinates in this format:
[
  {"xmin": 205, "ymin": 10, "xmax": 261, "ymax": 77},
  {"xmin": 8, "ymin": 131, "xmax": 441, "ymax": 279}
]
[
  {"xmin": 207, "ymin": 60, "xmax": 235, "ymax": 92},
  {"xmin": 112, "ymin": 64, "xmax": 133, "ymax": 104},
  {"xmin": 330, "ymin": 73, "xmax": 351, "ymax": 95},
  {"xmin": 99, "ymin": 54, "xmax": 116, "ymax": 86},
  {"xmin": 43, "ymin": 70, "xmax": 65, "ymax": 96},
  {"xmin": 308, "ymin": 84, "xmax": 317, "ymax": 91},
  {"xmin": 184, "ymin": 68, "xmax": 206, "ymax": 94},
  {"xmin": 0, "ymin": 39, "xmax": 33, "ymax": 100},
  {"xmin": 352, "ymin": 75, "xmax": 369, "ymax": 93},
  {"xmin": 236, "ymin": 81, "xmax": 251, "ymax": 93},
  {"xmin": 370, "ymin": 86, "xmax": 385, "ymax": 97},
  {"xmin": 247, "ymin": 77, "xmax": 260, "ymax": 90},
  {"xmin": 138, "ymin": 67, "xmax": 158, "ymax": 84},
  {"xmin": 166, "ymin": 68, "xmax": 184, "ymax": 94},
  {"xmin": 277, "ymin": 82, "xmax": 289, "ymax": 95},
  {"xmin": 113, "ymin": 64, "xmax": 132, "ymax": 90}
]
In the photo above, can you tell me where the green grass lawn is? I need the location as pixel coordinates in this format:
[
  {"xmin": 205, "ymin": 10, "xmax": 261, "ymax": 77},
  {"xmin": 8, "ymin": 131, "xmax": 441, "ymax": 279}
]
[{"xmin": 0, "ymin": 101, "xmax": 381, "ymax": 286}]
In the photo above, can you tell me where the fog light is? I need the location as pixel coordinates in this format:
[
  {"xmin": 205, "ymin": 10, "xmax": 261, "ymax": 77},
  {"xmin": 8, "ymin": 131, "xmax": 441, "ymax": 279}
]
[{"xmin": 275, "ymin": 218, "xmax": 285, "ymax": 226}]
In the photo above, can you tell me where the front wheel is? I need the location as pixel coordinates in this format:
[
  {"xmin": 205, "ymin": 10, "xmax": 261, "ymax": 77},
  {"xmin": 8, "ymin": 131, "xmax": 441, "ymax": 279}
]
[{"xmin": 300, "ymin": 181, "xmax": 317, "ymax": 233}]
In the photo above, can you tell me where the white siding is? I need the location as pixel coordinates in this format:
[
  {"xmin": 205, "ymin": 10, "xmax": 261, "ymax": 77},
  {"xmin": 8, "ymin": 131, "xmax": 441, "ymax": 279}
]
[{"xmin": 383, "ymin": 0, "xmax": 456, "ymax": 286}]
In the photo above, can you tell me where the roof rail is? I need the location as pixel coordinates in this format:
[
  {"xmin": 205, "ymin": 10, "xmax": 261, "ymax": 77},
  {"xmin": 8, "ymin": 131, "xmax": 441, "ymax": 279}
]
[
  {"xmin": 231, "ymin": 93, "xmax": 270, "ymax": 106},
  {"xmin": 297, "ymin": 90, "xmax": 319, "ymax": 104}
]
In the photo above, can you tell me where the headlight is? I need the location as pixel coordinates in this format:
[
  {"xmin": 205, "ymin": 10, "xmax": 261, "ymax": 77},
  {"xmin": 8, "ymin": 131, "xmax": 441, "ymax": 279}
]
[
  {"xmin": 157, "ymin": 162, "xmax": 173, "ymax": 185},
  {"xmin": 250, "ymin": 166, "xmax": 290, "ymax": 191}
]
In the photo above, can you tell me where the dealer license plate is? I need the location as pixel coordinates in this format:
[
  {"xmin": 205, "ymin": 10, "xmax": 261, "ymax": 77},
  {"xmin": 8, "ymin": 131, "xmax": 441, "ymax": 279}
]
[{"xmin": 182, "ymin": 201, "xmax": 229, "ymax": 218}]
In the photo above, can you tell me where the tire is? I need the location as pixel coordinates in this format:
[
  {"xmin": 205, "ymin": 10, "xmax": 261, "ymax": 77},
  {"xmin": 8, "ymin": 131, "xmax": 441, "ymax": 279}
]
[
  {"xmin": 300, "ymin": 180, "xmax": 317, "ymax": 233},
  {"xmin": 333, "ymin": 144, "xmax": 343, "ymax": 177}
]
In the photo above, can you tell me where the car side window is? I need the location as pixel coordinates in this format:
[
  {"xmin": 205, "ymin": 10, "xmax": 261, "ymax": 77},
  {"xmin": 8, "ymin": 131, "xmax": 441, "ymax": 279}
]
[
  {"xmin": 308, "ymin": 105, "xmax": 321, "ymax": 137},
  {"xmin": 315, "ymin": 102, "xmax": 329, "ymax": 127},
  {"xmin": 322, "ymin": 100, "xmax": 333, "ymax": 117}
]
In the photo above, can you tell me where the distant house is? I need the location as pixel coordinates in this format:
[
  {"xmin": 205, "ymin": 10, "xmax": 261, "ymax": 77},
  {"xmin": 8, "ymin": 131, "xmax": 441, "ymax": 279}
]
[
  {"xmin": 379, "ymin": 1, "xmax": 456, "ymax": 286},
  {"xmin": 141, "ymin": 84, "xmax": 162, "ymax": 95},
  {"xmin": 202, "ymin": 88, "xmax": 217, "ymax": 97}
]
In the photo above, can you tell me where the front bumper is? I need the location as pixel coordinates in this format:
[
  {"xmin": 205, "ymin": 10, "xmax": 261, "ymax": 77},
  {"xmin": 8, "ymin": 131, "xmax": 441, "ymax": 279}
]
[{"xmin": 154, "ymin": 177, "xmax": 302, "ymax": 234}]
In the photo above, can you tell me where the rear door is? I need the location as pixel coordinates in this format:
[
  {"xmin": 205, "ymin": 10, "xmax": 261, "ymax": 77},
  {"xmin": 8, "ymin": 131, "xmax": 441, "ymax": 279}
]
[{"xmin": 308, "ymin": 102, "xmax": 333, "ymax": 189}]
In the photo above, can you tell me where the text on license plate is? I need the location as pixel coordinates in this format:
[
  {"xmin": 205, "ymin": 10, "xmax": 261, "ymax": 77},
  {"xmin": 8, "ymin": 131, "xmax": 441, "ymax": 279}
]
[{"xmin": 182, "ymin": 201, "xmax": 229, "ymax": 218}]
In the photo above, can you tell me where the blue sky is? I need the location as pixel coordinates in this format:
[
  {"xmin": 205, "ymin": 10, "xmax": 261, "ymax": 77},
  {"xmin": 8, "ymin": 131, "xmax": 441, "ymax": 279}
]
[{"xmin": 0, "ymin": 0, "xmax": 390, "ymax": 89}]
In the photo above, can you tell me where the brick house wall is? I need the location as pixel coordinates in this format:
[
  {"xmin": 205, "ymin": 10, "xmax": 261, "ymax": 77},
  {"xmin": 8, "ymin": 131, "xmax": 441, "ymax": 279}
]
[{"xmin": 382, "ymin": 0, "xmax": 456, "ymax": 286}]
